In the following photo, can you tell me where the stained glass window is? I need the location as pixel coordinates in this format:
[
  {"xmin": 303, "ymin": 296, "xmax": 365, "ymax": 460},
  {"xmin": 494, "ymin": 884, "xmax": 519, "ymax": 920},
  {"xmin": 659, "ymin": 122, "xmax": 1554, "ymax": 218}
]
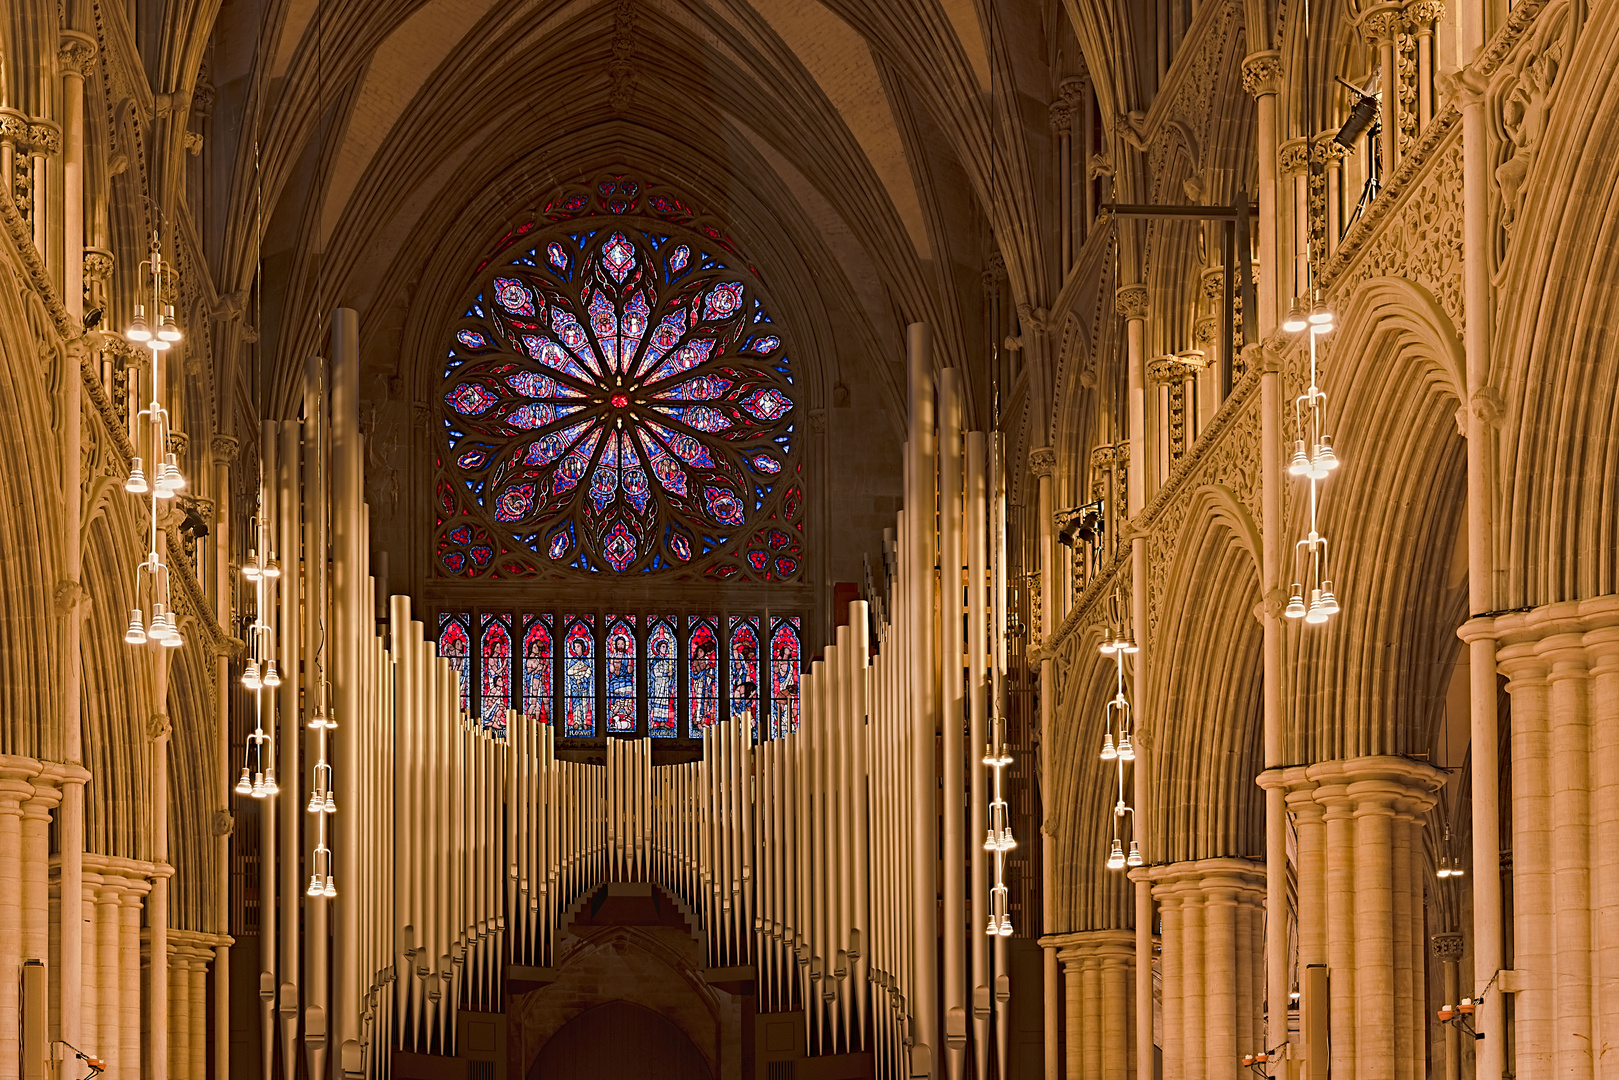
[
  {"xmin": 769, "ymin": 617, "xmax": 802, "ymax": 739},
  {"xmin": 729, "ymin": 616, "xmax": 761, "ymax": 737},
  {"xmin": 522, "ymin": 615, "xmax": 553, "ymax": 724},
  {"xmin": 562, "ymin": 616, "xmax": 596, "ymax": 737},
  {"xmin": 688, "ymin": 616, "xmax": 720, "ymax": 729},
  {"xmin": 480, "ymin": 614, "xmax": 513, "ymax": 734},
  {"xmin": 604, "ymin": 615, "xmax": 639, "ymax": 734},
  {"xmin": 647, "ymin": 618, "xmax": 679, "ymax": 738},
  {"xmin": 439, "ymin": 613, "xmax": 472, "ymax": 714},
  {"xmin": 435, "ymin": 174, "xmax": 803, "ymax": 583}
]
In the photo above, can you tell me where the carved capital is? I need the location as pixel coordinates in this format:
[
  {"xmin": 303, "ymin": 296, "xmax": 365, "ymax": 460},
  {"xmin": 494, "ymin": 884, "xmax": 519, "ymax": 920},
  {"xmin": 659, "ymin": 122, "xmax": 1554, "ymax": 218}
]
[
  {"xmin": 1028, "ymin": 447, "xmax": 1057, "ymax": 478},
  {"xmin": 57, "ymin": 34, "xmax": 98, "ymax": 76},
  {"xmin": 1114, "ymin": 284, "xmax": 1148, "ymax": 320},
  {"xmin": 1148, "ymin": 357, "xmax": 1198, "ymax": 383},
  {"xmin": 1193, "ymin": 317, "xmax": 1219, "ymax": 348},
  {"xmin": 1279, "ymin": 139, "xmax": 1311, "ymax": 176},
  {"xmin": 27, "ymin": 122, "xmax": 61, "ymax": 155},
  {"xmin": 1048, "ymin": 100, "xmax": 1073, "ymax": 134},
  {"xmin": 1430, "ymin": 933, "xmax": 1465, "ymax": 962},
  {"xmin": 1241, "ymin": 51, "xmax": 1283, "ymax": 97},
  {"xmin": 147, "ymin": 712, "xmax": 172, "ymax": 741},
  {"xmin": 1058, "ymin": 76, "xmax": 1088, "ymax": 105},
  {"xmin": 169, "ymin": 430, "xmax": 189, "ymax": 456},
  {"xmin": 210, "ymin": 434, "xmax": 240, "ymax": 461},
  {"xmin": 83, "ymin": 250, "xmax": 114, "ymax": 282},
  {"xmin": 0, "ymin": 110, "xmax": 28, "ymax": 143},
  {"xmin": 1362, "ymin": 8, "xmax": 1403, "ymax": 41},
  {"xmin": 987, "ymin": 252, "xmax": 1006, "ymax": 279},
  {"xmin": 1405, "ymin": 0, "xmax": 1446, "ymax": 28}
]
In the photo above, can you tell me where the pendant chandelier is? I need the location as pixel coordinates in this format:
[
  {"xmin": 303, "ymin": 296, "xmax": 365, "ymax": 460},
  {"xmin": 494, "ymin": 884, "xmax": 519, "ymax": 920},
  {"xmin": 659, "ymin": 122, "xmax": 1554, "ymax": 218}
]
[
  {"xmin": 1281, "ymin": 0, "xmax": 1342, "ymax": 626},
  {"xmin": 233, "ymin": 505, "xmax": 282, "ymax": 799},
  {"xmin": 1099, "ymin": 590, "xmax": 1141, "ymax": 870},
  {"xmin": 305, "ymin": 360, "xmax": 337, "ymax": 900},
  {"xmin": 983, "ymin": 713, "xmax": 1016, "ymax": 936},
  {"xmin": 123, "ymin": 232, "xmax": 187, "ymax": 649}
]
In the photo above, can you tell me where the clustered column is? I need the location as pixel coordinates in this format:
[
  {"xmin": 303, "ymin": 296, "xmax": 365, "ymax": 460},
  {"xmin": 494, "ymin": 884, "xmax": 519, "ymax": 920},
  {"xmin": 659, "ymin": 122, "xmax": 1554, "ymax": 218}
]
[
  {"xmin": 1261, "ymin": 757, "xmax": 1444, "ymax": 1080},
  {"xmin": 1136, "ymin": 860, "xmax": 1265, "ymax": 1080},
  {"xmin": 81, "ymin": 856, "xmax": 157, "ymax": 1080},
  {"xmin": 1049, "ymin": 930, "xmax": 1135, "ymax": 1080},
  {"xmin": 1473, "ymin": 596, "xmax": 1619, "ymax": 1080}
]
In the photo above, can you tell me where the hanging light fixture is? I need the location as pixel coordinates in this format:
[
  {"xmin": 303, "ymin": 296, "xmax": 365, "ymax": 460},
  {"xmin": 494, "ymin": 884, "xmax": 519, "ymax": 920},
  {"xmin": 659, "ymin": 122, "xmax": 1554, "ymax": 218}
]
[
  {"xmin": 124, "ymin": 232, "xmax": 186, "ymax": 652},
  {"xmin": 983, "ymin": 717, "xmax": 1016, "ymax": 937},
  {"xmin": 234, "ymin": 502, "xmax": 281, "ymax": 800},
  {"xmin": 1099, "ymin": 590, "xmax": 1141, "ymax": 870}
]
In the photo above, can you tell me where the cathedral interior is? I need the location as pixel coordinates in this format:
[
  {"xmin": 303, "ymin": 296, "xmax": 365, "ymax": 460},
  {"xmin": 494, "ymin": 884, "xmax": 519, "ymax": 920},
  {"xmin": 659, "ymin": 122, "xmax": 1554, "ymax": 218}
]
[{"xmin": 0, "ymin": 0, "xmax": 1612, "ymax": 1076}]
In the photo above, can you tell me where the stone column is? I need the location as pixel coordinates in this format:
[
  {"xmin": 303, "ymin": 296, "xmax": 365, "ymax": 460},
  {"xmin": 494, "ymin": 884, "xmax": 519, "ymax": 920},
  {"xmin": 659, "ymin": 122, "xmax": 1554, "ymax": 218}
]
[
  {"xmin": 1050, "ymin": 100, "xmax": 1074, "ymax": 274},
  {"xmin": 1483, "ymin": 597, "xmax": 1619, "ymax": 1080},
  {"xmin": 120, "ymin": 871, "xmax": 150, "ymax": 1080},
  {"xmin": 1365, "ymin": 8, "xmax": 1402, "ymax": 175},
  {"xmin": 1242, "ymin": 52, "xmax": 1282, "ymax": 335},
  {"xmin": 95, "ymin": 883, "xmax": 121, "ymax": 1080},
  {"xmin": 0, "ymin": 758, "xmax": 41, "ymax": 1080},
  {"xmin": 1050, "ymin": 931, "xmax": 1137, "ymax": 1080},
  {"xmin": 1431, "ymin": 933, "xmax": 1464, "ymax": 1080}
]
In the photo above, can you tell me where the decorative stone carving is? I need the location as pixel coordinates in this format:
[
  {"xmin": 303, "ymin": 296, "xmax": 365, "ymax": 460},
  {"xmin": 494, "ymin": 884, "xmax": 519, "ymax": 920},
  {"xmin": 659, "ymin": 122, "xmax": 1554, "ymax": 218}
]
[
  {"xmin": 1028, "ymin": 447, "xmax": 1056, "ymax": 478},
  {"xmin": 184, "ymin": 131, "xmax": 204, "ymax": 155},
  {"xmin": 1494, "ymin": 13, "xmax": 1566, "ymax": 241},
  {"xmin": 57, "ymin": 35, "xmax": 97, "ymax": 76},
  {"xmin": 147, "ymin": 712, "xmax": 173, "ymax": 740},
  {"xmin": 607, "ymin": 0, "xmax": 639, "ymax": 113},
  {"xmin": 1278, "ymin": 139, "xmax": 1310, "ymax": 176},
  {"xmin": 212, "ymin": 810, "xmax": 235, "ymax": 837},
  {"xmin": 1058, "ymin": 76, "xmax": 1088, "ymax": 106},
  {"xmin": 1114, "ymin": 284, "xmax": 1148, "ymax": 320},
  {"xmin": 808, "ymin": 409, "xmax": 827, "ymax": 434},
  {"xmin": 1241, "ymin": 51, "xmax": 1282, "ymax": 97},
  {"xmin": 1048, "ymin": 100, "xmax": 1072, "ymax": 134},
  {"xmin": 1430, "ymin": 932, "xmax": 1465, "ymax": 962},
  {"xmin": 54, "ymin": 579, "xmax": 89, "ymax": 616},
  {"xmin": 1405, "ymin": 0, "xmax": 1445, "ymax": 26},
  {"xmin": 83, "ymin": 250, "xmax": 114, "ymax": 283},
  {"xmin": 1362, "ymin": 8, "xmax": 1403, "ymax": 41},
  {"xmin": 210, "ymin": 434, "xmax": 240, "ymax": 462},
  {"xmin": 28, "ymin": 123, "xmax": 61, "ymax": 155}
]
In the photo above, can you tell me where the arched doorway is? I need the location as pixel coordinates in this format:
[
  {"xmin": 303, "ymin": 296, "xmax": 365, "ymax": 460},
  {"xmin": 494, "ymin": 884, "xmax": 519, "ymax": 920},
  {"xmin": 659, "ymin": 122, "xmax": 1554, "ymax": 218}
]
[{"xmin": 529, "ymin": 1000, "xmax": 711, "ymax": 1080}]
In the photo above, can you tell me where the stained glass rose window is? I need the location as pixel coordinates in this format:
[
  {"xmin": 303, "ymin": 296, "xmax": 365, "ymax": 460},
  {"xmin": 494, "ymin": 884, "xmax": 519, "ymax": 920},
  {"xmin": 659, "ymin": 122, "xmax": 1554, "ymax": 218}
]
[{"xmin": 436, "ymin": 191, "xmax": 802, "ymax": 580}]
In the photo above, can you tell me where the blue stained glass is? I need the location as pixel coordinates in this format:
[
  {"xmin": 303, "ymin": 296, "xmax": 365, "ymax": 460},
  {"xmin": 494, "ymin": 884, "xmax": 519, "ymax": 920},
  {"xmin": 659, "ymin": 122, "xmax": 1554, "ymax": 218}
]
[
  {"xmin": 648, "ymin": 619, "xmax": 679, "ymax": 737},
  {"xmin": 494, "ymin": 278, "xmax": 535, "ymax": 315},
  {"xmin": 447, "ymin": 383, "xmax": 498, "ymax": 415},
  {"xmin": 547, "ymin": 243, "xmax": 569, "ymax": 272},
  {"xmin": 668, "ymin": 245, "xmax": 690, "ymax": 274},
  {"xmin": 563, "ymin": 617, "xmax": 596, "ymax": 736},
  {"xmin": 604, "ymin": 616, "xmax": 638, "ymax": 732},
  {"xmin": 602, "ymin": 232, "xmax": 636, "ymax": 283}
]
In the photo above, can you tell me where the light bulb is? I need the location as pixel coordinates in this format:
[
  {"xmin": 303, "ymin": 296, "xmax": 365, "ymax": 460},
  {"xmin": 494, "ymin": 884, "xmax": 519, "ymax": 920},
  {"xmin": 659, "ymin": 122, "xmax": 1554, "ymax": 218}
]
[
  {"xmin": 1305, "ymin": 589, "xmax": 1329, "ymax": 624},
  {"xmin": 1285, "ymin": 589, "xmax": 1307, "ymax": 619},
  {"xmin": 242, "ymin": 554, "xmax": 261, "ymax": 581},
  {"xmin": 251, "ymin": 773, "xmax": 266, "ymax": 798},
  {"xmin": 1282, "ymin": 300, "xmax": 1308, "ymax": 333},
  {"xmin": 1126, "ymin": 840, "xmax": 1142, "ymax": 867},
  {"xmin": 262, "ymin": 662, "xmax": 281, "ymax": 688},
  {"xmin": 157, "ymin": 304, "xmax": 183, "ymax": 342},
  {"xmin": 263, "ymin": 771, "xmax": 280, "ymax": 796},
  {"xmin": 1120, "ymin": 639, "xmax": 1138, "ymax": 654},
  {"xmin": 1288, "ymin": 440, "xmax": 1310, "ymax": 476},
  {"xmin": 1308, "ymin": 300, "xmax": 1334, "ymax": 329},
  {"xmin": 1099, "ymin": 639, "xmax": 1117, "ymax": 656},
  {"xmin": 1100, "ymin": 733, "xmax": 1117, "ymax": 761},
  {"xmin": 125, "ymin": 609, "xmax": 147, "ymax": 645},
  {"xmin": 263, "ymin": 560, "xmax": 281, "ymax": 579},
  {"xmin": 986, "ymin": 917, "xmax": 999, "ymax": 936},
  {"xmin": 323, "ymin": 791, "xmax": 336, "ymax": 814},
  {"xmin": 126, "ymin": 304, "xmax": 152, "ymax": 342},
  {"xmin": 1000, "ymin": 828, "xmax": 1016, "ymax": 852},
  {"xmin": 234, "ymin": 769, "xmax": 253, "ymax": 796},
  {"xmin": 984, "ymin": 830, "xmax": 997, "ymax": 852},
  {"xmin": 308, "ymin": 792, "xmax": 323, "ymax": 814},
  {"xmin": 1117, "ymin": 733, "xmax": 1135, "ymax": 762},
  {"xmin": 148, "ymin": 335, "xmax": 170, "ymax": 351},
  {"xmin": 1449, "ymin": 863, "xmax": 1464, "ymax": 878},
  {"xmin": 1107, "ymin": 840, "xmax": 1126, "ymax": 871},
  {"xmin": 996, "ymin": 917, "xmax": 1013, "ymax": 937},
  {"xmin": 148, "ymin": 604, "xmax": 171, "ymax": 640},
  {"xmin": 125, "ymin": 459, "xmax": 148, "ymax": 494},
  {"xmin": 241, "ymin": 660, "xmax": 261, "ymax": 689},
  {"xmin": 323, "ymin": 876, "xmax": 337, "ymax": 898},
  {"xmin": 307, "ymin": 875, "xmax": 323, "ymax": 897},
  {"xmin": 1318, "ymin": 582, "xmax": 1340, "ymax": 616},
  {"xmin": 1314, "ymin": 435, "xmax": 1339, "ymax": 471},
  {"xmin": 162, "ymin": 628, "xmax": 184, "ymax": 648},
  {"xmin": 159, "ymin": 454, "xmax": 185, "ymax": 491}
]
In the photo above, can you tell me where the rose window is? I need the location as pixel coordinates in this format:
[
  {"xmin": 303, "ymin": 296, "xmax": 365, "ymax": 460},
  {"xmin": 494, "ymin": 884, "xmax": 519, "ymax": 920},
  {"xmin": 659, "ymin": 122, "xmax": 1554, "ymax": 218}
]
[{"xmin": 437, "ymin": 211, "xmax": 802, "ymax": 580}]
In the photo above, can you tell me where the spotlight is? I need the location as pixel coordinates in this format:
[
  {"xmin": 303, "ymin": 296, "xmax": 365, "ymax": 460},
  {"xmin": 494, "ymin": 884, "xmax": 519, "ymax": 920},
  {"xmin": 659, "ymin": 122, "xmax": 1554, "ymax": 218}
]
[
  {"xmin": 1282, "ymin": 300, "xmax": 1309, "ymax": 333},
  {"xmin": 1306, "ymin": 589, "xmax": 1329, "ymax": 624},
  {"xmin": 262, "ymin": 662, "xmax": 282, "ymax": 688},
  {"xmin": 1309, "ymin": 300, "xmax": 1335, "ymax": 329},
  {"xmin": 1126, "ymin": 841, "xmax": 1143, "ymax": 868},
  {"xmin": 322, "ymin": 876, "xmax": 337, "ymax": 898},
  {"xmin": 234, "ymin": 769, "xmax": 253, "ymax": 796},
  {"xmin": 1289, "ymin": 440, "xmax": 1311, "ymax": 476},
  {"xmin": 1334, "ymin": 90, "xmax": 1381, "ymax": 149},
  {"xmin": 125, "ymin": 459, "xmax": 148, "ymax": 494},
  {"xmin": 1312, "ymin": 436, "xmax": 1339, "ymax": 473},
  {"xmin": 1107, "ymin": 840, "xmax": 1126, "ymax": 871},
  {"xmin": 125, "ymin": 610, "xmax": 147, "ymax": 645},
  {"xmin": 1318, "ymin": 582, "xmax": 1340, "ymax": 616},
  {"xmin": 1100, "ymin": 733, "xmax": 1117, "ymax": 761},
  {"xmin": 125, "ymin": 304, "xmax": 152, "ymax": 343},
  {"xmin": 1117, "ymin": 733, "xmax": 1135, "ymax": 762},
  {"xmin": 307, "ymin": 875, "xmax": 323, "ymax": 897},
  {"xmin": 1285, "ymin": 589, "xmax": 1307, "ymax": 619},
  {"xmin": 263, "ymin": 771, "xmax": 280, "ymax": 797}
]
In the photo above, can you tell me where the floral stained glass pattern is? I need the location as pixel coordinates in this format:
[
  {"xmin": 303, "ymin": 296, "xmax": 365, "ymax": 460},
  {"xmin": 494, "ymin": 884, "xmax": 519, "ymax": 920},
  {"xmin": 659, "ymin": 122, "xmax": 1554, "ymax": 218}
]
[
  {"xmin": 480, "ymin": 615, "xmax": 513, "ymax": 734},
  {"xmin": 436, "ymin": 196, "xmax": 801, "ymax": 582},
  {"xmin": 522, "ymin": 616, "xmax": 553, "ymax": 725},
  {"xmin": 647, "ymin": 618, "xmax": 679, "ymax": 737},
  {"xmin": 563, "ymin": 617, "xmax": 596, "ymax": 737},
  {"xmin": 729, "ymin": 616, "xmax": 761, "ymax": 737}
]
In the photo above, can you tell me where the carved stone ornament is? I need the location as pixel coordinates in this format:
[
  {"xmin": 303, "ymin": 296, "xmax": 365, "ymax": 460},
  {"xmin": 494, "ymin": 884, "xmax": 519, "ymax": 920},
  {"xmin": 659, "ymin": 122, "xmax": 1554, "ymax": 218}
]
[
  {"xmin": 1114, "ymin": 284, "xmax": 1149, "ymax": 320},
  {"xmin": 808, "ymin": 408, "xmax": 827, "ymax": 434},
  {"xmin": 1278, "ymin": 140, "xmax": 1310, "ymax": 176},
  {"xmin": 1241, "ymin": 51, "xmax": 1283, "ymax": 97},
  {"xmin": 147, "ymin": 712, "xmax": 173, "ymax": 740},
  {"xmin": 1028, "ymin": 447, "xmax": 1057, "ymax": 478},
  {"xmin": 1058, "ymin": 76, "xmax": 1088, "ymax": 105},
  {"xmin": 28, "ymin": 123, "xmax": 61, "ymax": 155},
  {"xmin": 1405, "ymin": 0, "xmax": 1446, "ymax": 26},
  {"xmin": 1430, "ymin": 933, "xmax": 1465, "ymax": 962},
  {"xmin": 169, "ymin": 430, "xmax": 189, "ymax": 456},
  {"xmin": 1361, "ymin": 7, "xmax": 1403, "ymax": 41},
  {"xmin": 57, "ymin": 35, "xmax": 97, "ymax": 76},
  {"xmin": 0, "ymin": 111, "xmax": 29, "ymax": 143},
  {"xmin": 212, "ymin": 809, "xmax": 235, "ymax": 837},
  {"xmin": 210, "ymin": 433, "xmax": 240, "ymax": 461},
  {"xmin": 83, "ymin": 250, "xmax": 114, "ymax": 282},
  {"xmin": 1048, "ymin": 100, "xmax": 1073, "ymax": 134},
  {"xmin": 54, "ymin": 579, "xmax": 89, "ymax": 616}
]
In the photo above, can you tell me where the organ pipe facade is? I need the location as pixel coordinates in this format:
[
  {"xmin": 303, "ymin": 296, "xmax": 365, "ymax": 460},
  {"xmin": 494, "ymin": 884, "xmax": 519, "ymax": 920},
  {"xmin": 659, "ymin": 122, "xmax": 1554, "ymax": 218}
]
[{"xmin": 256, "ymin": 318, "xmax": 1011, "ymax": 1080}]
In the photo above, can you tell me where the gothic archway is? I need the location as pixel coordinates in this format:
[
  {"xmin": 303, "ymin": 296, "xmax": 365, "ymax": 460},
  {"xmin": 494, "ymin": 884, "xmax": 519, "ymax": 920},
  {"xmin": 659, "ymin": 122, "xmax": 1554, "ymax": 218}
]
[{"xmin": 529, "ymin": 1000, "xmax": 711, "ymax": 1080}]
